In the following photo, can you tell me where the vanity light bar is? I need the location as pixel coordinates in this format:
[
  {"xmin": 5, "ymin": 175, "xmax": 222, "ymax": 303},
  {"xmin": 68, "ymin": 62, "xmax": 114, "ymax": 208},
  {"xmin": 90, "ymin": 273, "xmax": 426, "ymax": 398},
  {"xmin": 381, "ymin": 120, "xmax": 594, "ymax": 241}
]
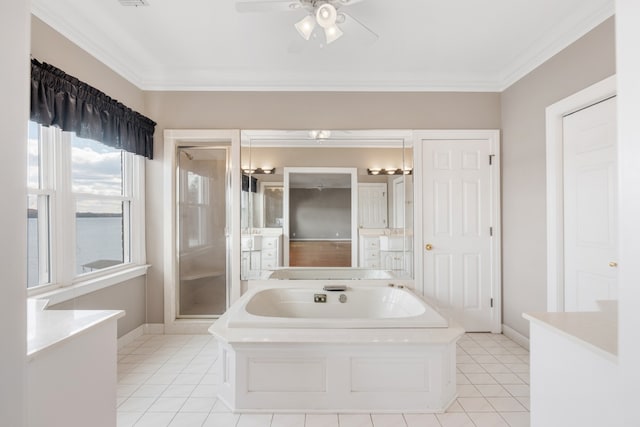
[
  {"xmin": 367, "ymin": 168, "xmax": 413, "ymax": 175},
  {"xmin": 242, "ymin": 167, "xmax": 275, "ymax": 174}
]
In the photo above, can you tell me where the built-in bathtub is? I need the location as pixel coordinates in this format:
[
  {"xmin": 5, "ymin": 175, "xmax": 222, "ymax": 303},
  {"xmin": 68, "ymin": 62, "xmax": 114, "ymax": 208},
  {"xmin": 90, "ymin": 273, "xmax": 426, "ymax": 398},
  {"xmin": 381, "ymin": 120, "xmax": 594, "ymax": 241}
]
[
  {"xmin": 230, "ymin": 286, "xmax": 447, "ymax": 329},
  {"xmin": 210, "ymin": 285, "xmax": 464, "ymax": 413}
]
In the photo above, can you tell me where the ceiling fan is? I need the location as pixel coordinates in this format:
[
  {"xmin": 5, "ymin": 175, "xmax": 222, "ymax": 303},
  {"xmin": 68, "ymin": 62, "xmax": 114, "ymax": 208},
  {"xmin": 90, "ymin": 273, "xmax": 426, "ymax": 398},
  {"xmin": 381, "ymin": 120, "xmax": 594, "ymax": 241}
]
[{"xmin": 236, "ymin": 0, "xmax": 378, "ymax": 46}]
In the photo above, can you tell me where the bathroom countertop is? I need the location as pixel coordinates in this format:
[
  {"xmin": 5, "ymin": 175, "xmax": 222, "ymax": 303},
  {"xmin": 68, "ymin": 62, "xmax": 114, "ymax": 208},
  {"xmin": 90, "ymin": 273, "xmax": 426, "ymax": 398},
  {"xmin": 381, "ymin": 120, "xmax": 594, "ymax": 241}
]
[
  {"xmin": 27, "ymin": 298, "xmax": 124, "ymax": 360},
  {"xmin": 523, "ymin": 303, "xmax": 617, "ymax": 362}
]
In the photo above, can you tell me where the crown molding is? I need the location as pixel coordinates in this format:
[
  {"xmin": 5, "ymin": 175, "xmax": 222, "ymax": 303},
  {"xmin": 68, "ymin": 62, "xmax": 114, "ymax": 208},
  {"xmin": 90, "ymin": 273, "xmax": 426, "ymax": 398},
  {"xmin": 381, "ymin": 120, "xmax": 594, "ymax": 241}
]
[
  {"xmin": 31, "ymin": 1, "xmax": 146, "ymax": 88},
  {"xmin": 31, "ymin": 0, "xmax": 615, "ymax": 93},
  {"xmin": 499, "ymin": 0, "xmax": 614, "ymax": 91}
]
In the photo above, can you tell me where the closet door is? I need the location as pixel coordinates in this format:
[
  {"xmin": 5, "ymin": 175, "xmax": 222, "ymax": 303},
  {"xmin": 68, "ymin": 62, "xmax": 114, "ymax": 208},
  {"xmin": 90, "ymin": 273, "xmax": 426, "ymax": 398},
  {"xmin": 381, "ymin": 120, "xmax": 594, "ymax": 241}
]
[{"xmin": 563, "ymin": 97, "xmax": 618, "ymax": 311}]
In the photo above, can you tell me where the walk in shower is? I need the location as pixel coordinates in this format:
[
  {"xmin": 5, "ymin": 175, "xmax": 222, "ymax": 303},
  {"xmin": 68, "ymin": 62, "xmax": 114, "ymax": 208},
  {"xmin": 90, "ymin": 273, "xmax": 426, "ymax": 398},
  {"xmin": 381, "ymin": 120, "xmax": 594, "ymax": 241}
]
[{"xmin": 176, "ymin": 146, "xmax": 230, "ymax": 317}]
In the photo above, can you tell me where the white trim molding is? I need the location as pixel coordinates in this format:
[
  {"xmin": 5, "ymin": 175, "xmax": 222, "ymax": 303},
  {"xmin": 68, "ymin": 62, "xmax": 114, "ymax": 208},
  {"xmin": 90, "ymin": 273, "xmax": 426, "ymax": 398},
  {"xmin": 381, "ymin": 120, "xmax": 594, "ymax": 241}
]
[{"xmin": 545, "ymin": 75, "xmax": 616, "ymax": 312}]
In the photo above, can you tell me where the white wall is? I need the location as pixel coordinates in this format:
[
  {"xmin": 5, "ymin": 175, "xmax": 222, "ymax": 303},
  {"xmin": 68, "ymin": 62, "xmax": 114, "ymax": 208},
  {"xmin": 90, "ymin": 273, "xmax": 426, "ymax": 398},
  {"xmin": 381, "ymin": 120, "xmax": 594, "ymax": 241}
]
[
  {"xmin": 144, "ymin": 91, "xmax": 501, "ymax": 323},
  {"xmin": 0, "ymin": 0, "xmax": 29, "ymax": 425},
  {"xmin": 500, "ymin": 18, "xmax": 615, "ymax": 338},
  {"xmin": 616, "ymin": 1, "xmax": 640, "ymax": 425}
]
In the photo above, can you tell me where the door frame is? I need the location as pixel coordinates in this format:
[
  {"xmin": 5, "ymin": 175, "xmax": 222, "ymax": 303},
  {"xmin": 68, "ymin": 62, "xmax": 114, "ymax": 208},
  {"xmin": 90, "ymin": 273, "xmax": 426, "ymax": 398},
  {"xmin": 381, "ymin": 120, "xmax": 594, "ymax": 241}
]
[
  {"xmin": 414, "ymin": 130, "xmax": 502, "ymax": 333},
  {"xmin": 545, "ymin": 76, "xmax": 616, "ymax": 312},
  {"xmin": 163, "ymin": 129, "xmax": 241, "ymax": 333},
  {"xmin": 283, "ymin": 167, "xmax": 359, "ymax": 267}
]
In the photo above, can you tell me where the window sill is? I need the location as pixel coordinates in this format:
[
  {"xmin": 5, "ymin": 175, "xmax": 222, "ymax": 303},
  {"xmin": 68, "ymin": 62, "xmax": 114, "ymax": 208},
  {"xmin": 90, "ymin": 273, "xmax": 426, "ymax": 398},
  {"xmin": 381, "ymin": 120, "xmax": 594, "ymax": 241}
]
[{"xmin": 31, "ymin": 264, "xmax": 150, "ymax": 306}]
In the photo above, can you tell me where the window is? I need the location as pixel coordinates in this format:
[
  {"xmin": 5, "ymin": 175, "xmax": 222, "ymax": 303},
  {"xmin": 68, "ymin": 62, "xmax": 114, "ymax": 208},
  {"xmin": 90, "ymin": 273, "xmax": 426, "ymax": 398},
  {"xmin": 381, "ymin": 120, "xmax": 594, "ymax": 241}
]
[
  {"xmin": 27, "ymin": 122, "xmax": 51, "ymax": 288},
  {"xmin": 26, "ymin": 122, "xmax": 145, "ymax": 293}
]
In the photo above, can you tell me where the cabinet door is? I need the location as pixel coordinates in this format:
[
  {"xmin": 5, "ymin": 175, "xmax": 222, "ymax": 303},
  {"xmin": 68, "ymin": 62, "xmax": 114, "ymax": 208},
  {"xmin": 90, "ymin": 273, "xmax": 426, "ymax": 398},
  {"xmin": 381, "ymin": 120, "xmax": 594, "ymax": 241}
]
[{"xmin": 358, "ymin": 183, "xmax": 388, "ymax": 228}]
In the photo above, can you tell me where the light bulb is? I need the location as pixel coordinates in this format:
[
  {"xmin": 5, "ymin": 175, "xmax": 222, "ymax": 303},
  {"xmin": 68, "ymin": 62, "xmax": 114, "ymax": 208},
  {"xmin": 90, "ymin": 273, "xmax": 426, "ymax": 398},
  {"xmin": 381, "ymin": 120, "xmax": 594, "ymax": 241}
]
[
  {"xmin": 316, "ymin": 3, "xmax": 337, "ymax": 28},
  {"xmin": 324, "ymin": 24, "xmax": 343, "ymax": 44},
  {"xmin": 295, "ymin": 15, "xmax": 316, "ymax": 40}
]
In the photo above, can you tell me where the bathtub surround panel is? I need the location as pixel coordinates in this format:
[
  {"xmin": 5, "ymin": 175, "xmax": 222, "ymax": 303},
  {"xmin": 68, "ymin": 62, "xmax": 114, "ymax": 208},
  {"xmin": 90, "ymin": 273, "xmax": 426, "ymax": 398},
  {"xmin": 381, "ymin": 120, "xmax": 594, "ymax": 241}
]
[
  {"xmin": 211, "ymin": 285, "xmax": 463, "ymax": 412},
  {"xmin": 217, "ymin": 342, "xmax": 457, "ymax": 412},
  {"xmin": 246, "ymin": 357, "xmax": 327, "ymax": 392}
]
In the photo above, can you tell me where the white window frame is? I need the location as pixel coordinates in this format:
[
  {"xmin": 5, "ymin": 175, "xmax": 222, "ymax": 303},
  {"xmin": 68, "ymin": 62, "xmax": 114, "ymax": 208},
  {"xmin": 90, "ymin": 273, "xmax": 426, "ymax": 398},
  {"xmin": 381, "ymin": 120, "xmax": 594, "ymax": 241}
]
[
  {"xmin": 26, "ymin": 124, "xmax": 54, "ymax": 288},
  {"xmin": 27, "ymin": 124, "xmax": 148, "ymax": 303}
]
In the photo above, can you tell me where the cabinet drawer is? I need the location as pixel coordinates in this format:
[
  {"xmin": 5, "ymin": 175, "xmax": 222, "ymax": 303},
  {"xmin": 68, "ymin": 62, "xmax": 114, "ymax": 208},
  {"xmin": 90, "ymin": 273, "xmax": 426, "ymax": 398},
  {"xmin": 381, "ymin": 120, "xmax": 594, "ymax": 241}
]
[
  {"xmin": 262, "ymin": 251, "xmax": 277, "ymax": 260},
  {"xmin": 363, "ymin": 250, "xmax": 379, "ymax": 260},
  {"xmin": 364, "ymin": 238, "xmax": 380, "ymax": 249},
  {"xmin": 261, "ymin": 237, "xmax": 278, "ymax": 249},
  {"xmin": 363, "ymin": 260, "xmax": 381, "ymax": 269},
  {"xmin": 262, "ymin": 260, "xmax": 278, "ymax": 269}
]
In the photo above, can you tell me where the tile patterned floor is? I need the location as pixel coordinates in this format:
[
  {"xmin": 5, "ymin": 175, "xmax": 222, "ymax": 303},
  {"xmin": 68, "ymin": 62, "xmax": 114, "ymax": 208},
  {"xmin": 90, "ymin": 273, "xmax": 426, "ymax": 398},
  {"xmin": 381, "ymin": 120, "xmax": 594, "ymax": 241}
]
[{"xmin": 117, "ymin": 333, "xmax": 530, "ymax": 427}]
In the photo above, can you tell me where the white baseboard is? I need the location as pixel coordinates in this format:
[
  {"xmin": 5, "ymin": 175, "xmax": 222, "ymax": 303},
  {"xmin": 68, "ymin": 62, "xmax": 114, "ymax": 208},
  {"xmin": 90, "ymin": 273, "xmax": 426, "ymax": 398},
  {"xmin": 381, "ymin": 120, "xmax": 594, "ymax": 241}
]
[
  {"xmin": 164, "ymin": 320, "xmax": 215, "ymax": 335},
  {"xmin": 118, "ymin": 322, "xmax": 212, "ymax": 346},
  {"xmin": 144, "ymin": 323, "xmax": 165, "ymax": 335},
  {"xmin": 117, "ymin": 324, "xmax": 145, "ymax": 349},
  {"xmin": 502, "ymin": 324, "xmax": 530, "ymax": 350}
]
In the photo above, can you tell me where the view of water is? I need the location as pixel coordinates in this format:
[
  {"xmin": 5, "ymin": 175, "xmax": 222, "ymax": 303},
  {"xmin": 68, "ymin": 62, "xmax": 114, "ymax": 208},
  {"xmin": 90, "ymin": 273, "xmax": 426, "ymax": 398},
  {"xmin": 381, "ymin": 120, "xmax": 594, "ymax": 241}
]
[{"xmin": 27, "ymin": 216, "xmax": 124, "ymax": 287}]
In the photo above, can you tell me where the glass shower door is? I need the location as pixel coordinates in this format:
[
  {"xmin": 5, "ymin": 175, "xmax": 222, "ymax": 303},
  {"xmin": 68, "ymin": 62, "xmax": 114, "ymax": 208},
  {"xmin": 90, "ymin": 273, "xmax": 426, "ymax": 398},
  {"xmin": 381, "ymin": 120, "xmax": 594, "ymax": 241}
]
[{"xmin": 177, "ymin": 147, "xmax": 229, "ymax": 317}]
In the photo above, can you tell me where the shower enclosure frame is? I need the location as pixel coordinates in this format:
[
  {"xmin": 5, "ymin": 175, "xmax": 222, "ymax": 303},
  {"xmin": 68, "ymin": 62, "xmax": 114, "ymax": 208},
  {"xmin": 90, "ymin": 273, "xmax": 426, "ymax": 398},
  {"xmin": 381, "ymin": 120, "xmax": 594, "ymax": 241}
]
[{"xmin": 163, "ymin": 129, "xmax": 241, "ymax": 333}]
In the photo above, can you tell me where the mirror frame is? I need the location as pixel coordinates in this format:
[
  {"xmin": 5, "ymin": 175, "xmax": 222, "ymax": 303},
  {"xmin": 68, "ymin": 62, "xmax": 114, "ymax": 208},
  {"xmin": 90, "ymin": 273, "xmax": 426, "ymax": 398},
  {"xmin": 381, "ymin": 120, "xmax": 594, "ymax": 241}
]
[
  {"xmin": 240, "ymin": 129, "xmax": 414, "ymax": 281},
  {"xmin": 283, "ymin": 167, "xmax": 359, "ymax": 267}
]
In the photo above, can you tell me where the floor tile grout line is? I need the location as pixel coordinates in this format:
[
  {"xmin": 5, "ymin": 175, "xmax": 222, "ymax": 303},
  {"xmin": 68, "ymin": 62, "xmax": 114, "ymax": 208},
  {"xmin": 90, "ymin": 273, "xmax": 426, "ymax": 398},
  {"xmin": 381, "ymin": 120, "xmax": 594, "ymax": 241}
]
[{"xmin": 118, "ymin": 334, "xmax": 529, "ymax": 426}]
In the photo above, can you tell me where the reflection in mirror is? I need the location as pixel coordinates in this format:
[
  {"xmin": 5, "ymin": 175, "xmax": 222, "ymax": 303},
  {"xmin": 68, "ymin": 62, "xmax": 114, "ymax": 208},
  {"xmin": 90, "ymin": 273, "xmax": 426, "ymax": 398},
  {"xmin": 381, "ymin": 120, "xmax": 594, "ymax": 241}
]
[
  {"xmin": 285, "ymin": 168, "xmax": 357, "ymax": 268},
  {"xmin": 240, "ymin": 130, "xmax": 413, "ymax": 281}
]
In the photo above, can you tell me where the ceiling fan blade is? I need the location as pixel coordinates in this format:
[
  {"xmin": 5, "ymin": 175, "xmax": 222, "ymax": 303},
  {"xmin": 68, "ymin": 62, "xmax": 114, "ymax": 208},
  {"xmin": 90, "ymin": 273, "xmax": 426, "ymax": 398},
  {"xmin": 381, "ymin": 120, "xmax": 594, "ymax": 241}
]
[
  {"xmin": 339, "ymin": 12, "xmax": 379, "ymax": 45},
  {"xmin": 236, "ymin": 0, "xmax": 301, "ymax": 13},
  {"xmin": 334, "ymin": 0, "xmax": 370, "ymax": 6}
]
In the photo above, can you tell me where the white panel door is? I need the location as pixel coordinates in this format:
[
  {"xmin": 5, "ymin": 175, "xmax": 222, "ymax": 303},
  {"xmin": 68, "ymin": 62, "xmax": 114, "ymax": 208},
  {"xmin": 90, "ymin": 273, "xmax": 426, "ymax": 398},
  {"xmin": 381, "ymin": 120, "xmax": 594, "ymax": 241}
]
[
  {"xmin": 563, "ymin": 97, "xmax": 617, "ymax": 311},
  {"xmin": 422, "ymin": 140, "xmax": 493, "ymax": 331},
  {"xmin": 358, "ymin": 183, "xmax": 387, "ymax": 228}
]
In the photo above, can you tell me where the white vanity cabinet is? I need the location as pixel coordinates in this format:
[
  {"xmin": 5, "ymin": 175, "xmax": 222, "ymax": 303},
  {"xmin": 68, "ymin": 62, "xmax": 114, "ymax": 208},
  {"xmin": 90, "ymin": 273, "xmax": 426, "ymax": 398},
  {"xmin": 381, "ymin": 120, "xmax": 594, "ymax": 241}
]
[
  {"xmin": 380, "ymin": 236, "xmax": 413, "ymax": 273},
  {"xmin": 380, "ymin": 250, "xmax": 412, "ymax": 272},
  {"xmin": 359, "ymin": 234, "xmax": 381, "ymax": 268},
  {"xmin": 241, "ymin": 235, "xmax": 263, "ymax": 279},
  {"xmin": 260, "ymin": 235, "xmax": 281, "ymax": 270},
  {"xmin": 27, "ymin": 300, "xmax": 123, "ymax": 427},
  {"xmin": 241, "ymin": 231, "xmax": 282, "ymax": 278}
]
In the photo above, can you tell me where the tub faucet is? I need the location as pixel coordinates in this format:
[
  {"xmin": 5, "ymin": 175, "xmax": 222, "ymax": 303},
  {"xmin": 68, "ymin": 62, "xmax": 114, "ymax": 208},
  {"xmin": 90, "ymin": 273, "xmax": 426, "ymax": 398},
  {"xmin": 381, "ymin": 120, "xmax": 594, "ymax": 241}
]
[{"xmin": 323, "ymin": 285, "xmax": 347, "ymax": 292}]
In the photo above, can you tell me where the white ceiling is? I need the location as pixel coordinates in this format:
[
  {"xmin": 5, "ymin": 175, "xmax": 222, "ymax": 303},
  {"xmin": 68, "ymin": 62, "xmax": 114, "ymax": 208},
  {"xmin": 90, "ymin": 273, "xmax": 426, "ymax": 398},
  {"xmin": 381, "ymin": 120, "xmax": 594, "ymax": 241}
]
[{"xmin": 31, "ymin": 0, "xmax": 614, "ymax": 92}]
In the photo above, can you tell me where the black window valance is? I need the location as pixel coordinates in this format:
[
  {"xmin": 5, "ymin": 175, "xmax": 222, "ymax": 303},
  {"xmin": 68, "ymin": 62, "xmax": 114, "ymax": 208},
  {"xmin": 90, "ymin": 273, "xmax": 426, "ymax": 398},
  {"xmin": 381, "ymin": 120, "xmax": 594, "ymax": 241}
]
[
  {"xmin": 30, "ymin": 58, "xmax": 156, "ymax": 159},
  {"xmin": 242, "ymin": 175, "xmax": 258, "ymax": 193}
]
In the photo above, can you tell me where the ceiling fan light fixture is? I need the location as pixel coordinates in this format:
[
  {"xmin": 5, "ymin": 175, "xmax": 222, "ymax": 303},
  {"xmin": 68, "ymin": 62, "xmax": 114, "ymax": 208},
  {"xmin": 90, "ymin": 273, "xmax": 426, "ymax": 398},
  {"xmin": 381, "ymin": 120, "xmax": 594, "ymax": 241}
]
[
  {"xmin": 295, "ymin": 14, "xmax": 316, "ymax": 40},
  {"xmin": 316, "ymin": 3, "xmax": 338, "ymax": 28},
  {"xmin": 324, "ymin": 24, "xmax": 343, "ymax": 44}
]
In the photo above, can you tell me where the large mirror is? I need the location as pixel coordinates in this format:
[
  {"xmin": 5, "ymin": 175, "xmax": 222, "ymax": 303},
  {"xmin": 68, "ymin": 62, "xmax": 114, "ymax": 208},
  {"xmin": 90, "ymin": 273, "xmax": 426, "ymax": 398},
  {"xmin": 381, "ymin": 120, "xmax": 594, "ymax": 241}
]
[{"xmin": 240, "ymin": 130, "xmax": 413, "ymax": 281}]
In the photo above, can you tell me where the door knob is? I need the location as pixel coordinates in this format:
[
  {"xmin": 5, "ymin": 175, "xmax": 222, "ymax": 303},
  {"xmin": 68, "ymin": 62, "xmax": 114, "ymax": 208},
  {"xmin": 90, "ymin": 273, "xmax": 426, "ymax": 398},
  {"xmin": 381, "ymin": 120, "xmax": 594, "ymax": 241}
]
[
  {"xmin": 425, "ymin": 244, "xmax": 433, "ymax": 251},
  {"xmin": 609, "ymin": 261, "xmax": 618, "ymax": 268}
]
